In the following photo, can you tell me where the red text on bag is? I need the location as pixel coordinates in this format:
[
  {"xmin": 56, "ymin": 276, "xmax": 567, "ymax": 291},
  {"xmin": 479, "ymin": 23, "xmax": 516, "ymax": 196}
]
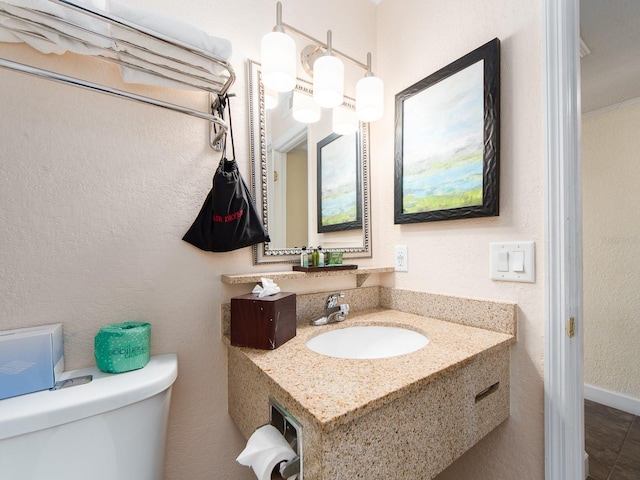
[{"xmin": 213, "ymin": 209, "xmax": 244, "ymax": 223}]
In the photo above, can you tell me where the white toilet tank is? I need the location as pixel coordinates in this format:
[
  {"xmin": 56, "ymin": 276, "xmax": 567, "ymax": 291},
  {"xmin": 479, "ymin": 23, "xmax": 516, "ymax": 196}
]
[{"xmin": 0, "ymin": 353, "xmax": 178, "ymax": 480}]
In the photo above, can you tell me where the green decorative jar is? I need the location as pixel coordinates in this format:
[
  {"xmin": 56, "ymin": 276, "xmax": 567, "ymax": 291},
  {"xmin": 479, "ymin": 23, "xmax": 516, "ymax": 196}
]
[{"xmin": 94, "ymin": 322, "xmax": 151, "ymax": 373}]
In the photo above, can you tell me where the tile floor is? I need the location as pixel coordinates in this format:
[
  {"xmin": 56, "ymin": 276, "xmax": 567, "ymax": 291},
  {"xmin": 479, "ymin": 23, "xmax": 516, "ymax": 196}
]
[{"xmin": 585, "ymin": 399, "xmax": 640, "ymax": 480}]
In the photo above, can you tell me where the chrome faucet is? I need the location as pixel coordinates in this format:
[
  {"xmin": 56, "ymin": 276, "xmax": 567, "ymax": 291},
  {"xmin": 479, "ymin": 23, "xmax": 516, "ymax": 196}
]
[{"xmin": 310, "ymin": 292, "xmax": 350, "ymax": 326}]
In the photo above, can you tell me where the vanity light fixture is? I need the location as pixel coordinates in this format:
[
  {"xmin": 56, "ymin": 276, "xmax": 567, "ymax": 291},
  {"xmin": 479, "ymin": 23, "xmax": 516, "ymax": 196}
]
[
  {"xmin": 260, "ymin": 3, "xmax": 296, "ymax": 92},
  {"xmin": 332, "ymin": 105, "xmax": 358, "ymax": 135},
  {"xmin": 292, "ymin": 90, "xmax": 321, "ymax": 123},
  {"xmin": 261, "ymin": 2, "xmax": 384, "ymax": 125},
  {"xmin": 312, "ymin": 31, "xmax": 344, "ymax": 109},
  {"xmin": 356, "ymin": 53, "xmax": 384, "ymax": 122},
  {"xmin": 263, "ymin": 87, "xmax": 279, "ymax": 110}
]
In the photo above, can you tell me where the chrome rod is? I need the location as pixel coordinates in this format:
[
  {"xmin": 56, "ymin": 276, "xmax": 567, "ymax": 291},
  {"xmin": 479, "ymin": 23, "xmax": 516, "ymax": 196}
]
[
  {"xmin": 280, "ymin": 21, "xmax": 370, "ymax": 72},
  {"xmin": 271, "ymin": 1, "xmax": 371, "ymax": 73},
  {"xmin": 0, "ymin": 14, "xmax": 229, "ymax": 94},
  {"xmin": 0, "ymin": 8, "xmax": 231, "ymax": 91},
  {"xmin": 48, "ymin": 0, "xmax": 236, "ymax": 94},
  {"xmin": 274, "ymin": 1, "xmax": 283, "ymax": 32},
  {"xmin": 0, "ymin": 58, "xmax": 227, "ymax": 127}
]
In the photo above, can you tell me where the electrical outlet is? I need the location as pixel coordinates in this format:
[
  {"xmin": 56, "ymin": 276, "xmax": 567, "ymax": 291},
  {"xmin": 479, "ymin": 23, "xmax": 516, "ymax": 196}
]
[{"xmin": 394, "ymin": 245, "xmax": 408, "ymax": 272}]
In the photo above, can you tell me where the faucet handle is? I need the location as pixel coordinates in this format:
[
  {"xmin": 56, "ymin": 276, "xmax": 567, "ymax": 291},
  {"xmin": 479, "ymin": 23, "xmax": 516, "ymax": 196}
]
[{"xmin": 326, "ymin": 292, "xmax": 345, "ymax": 308}]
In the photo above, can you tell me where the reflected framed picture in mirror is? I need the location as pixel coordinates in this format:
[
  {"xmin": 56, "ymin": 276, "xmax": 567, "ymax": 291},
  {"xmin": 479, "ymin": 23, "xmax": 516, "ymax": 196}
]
[
  {"xmin": 317, "ymin": 132, "xmax": 362, "ymax": 233},
  {"xmin": 247, "ymin": 59, "xmax": 371, "ymax": 264}
]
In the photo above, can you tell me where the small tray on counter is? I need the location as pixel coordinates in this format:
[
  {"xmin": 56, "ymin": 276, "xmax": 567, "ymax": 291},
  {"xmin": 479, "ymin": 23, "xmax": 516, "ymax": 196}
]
[{"xmin": 292, "ymin": 265, "xmax": 358, "ymax": 272}]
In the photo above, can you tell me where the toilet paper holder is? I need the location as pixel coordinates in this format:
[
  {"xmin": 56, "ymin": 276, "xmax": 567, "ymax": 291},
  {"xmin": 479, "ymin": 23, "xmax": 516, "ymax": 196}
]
[{"xmin": 269, "ymin": 397, "xmax": 302, "ymax": 479}]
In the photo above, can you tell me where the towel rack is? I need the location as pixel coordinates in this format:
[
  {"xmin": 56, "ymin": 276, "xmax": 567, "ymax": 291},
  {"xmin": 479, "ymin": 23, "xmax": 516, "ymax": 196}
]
[{"xmin": 0, "ymin": 0, "xmax": 236, "ymax": 150}]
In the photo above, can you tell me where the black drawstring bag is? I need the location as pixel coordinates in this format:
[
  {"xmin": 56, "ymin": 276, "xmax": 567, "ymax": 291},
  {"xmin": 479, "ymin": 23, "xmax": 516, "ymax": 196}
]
[{"xmin": 182, "ymin": 96, "xmax": 269, "ymax": 252}]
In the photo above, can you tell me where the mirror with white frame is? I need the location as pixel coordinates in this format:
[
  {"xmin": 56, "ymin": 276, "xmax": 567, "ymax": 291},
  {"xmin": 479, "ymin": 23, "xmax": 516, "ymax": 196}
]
[{"xmin": 248, "ymin": 60, "xmax": 371, "ymax": 265}]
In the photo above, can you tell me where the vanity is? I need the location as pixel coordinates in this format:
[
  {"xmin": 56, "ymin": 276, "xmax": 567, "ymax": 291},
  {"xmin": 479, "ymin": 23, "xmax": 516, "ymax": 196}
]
[
  {"xmin": 230, "ymin": 61, "xmax": 516, "ymax": 479},
  {"xmin": 227, "ymin": 288, "xmax": 516, "ymax": 480}
]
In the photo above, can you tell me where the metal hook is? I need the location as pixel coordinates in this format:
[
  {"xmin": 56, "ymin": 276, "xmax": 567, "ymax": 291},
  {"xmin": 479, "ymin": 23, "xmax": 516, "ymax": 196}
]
[{"xmin": 209, "ymin": 93, "xmax": 234, "ymax": 151}]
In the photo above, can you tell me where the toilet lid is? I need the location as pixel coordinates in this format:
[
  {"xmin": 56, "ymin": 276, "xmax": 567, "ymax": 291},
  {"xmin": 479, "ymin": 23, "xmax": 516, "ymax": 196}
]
[{"xmin": 0, "ymin": 353, "xmax": 177, "ymax": 441}]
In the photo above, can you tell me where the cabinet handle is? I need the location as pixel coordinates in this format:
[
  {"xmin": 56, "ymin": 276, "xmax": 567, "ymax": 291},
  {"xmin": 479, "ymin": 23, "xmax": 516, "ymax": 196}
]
[{"xmin": 475, "ymin": 382, "xmax": 500, "ymax": 403}]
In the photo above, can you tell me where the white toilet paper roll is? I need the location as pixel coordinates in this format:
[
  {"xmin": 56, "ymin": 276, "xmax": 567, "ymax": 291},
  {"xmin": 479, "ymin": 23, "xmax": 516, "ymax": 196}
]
[{"xmin": 236, "ymin": 425, "xmax": 298, "ymax": 480}]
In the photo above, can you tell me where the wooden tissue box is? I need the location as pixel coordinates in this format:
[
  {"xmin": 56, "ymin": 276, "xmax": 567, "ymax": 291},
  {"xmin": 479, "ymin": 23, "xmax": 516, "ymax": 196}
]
[{"xmin": 231, "ymin": 292, "xmax": 296, "ymax": 349}]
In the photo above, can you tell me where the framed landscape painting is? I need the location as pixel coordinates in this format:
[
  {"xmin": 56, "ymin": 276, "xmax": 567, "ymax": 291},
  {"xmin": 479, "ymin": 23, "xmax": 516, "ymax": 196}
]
[
  {"xmin": 394, "ymin": 38, "xmax": 500, "ymax": 224},
  {"xmin": 317, "ymin": 132, "xmax": 362, "ymax": 233}
]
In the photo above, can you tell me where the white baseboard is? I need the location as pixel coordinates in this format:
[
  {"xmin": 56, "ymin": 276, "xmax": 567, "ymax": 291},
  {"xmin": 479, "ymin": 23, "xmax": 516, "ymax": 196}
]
[{"xmin": 584, "ymin": 383, "xmax": 640, "ymax": 416}]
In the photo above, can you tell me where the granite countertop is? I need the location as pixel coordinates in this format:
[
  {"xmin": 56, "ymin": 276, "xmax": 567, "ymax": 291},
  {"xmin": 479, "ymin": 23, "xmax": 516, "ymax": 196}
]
[
  {"xmin": 220, "ymin": 267, "xmax": 395, "ymax": 284},
  {"xmin": 232, "ymin": 308, "xmax": 515, "ymax": 432}
]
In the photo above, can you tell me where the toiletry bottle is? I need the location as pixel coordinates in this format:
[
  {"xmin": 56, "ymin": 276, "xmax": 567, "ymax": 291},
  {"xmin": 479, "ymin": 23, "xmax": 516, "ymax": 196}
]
[
  {"xmin": 311, "ymin": 247, "xmax": 319, "ymax": 267},
  {"xmin": 301, "ymin": 247, "xmax": 308, "ymax": 267},
  {"xmin": 318, "ymin": 246, "xmax": 325, "ymax": 267}
]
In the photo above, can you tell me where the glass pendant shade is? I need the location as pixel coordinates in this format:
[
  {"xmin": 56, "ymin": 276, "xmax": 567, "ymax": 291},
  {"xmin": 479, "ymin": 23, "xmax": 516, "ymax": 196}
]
[
  {"xmin": 292, "ymin": 91, "xmax": 321, "ymax": 123},
  {"xmin": 332, "ymin": 106, "xmax": 358, "ymax": 135},
  {"xmin": 356, "ymin": 75, "xmax": 384, "ymax": 122},
  {"xmin": 263, "ymin": 87, "xmax": 278, "ymax": 110},
  {"xmin": 313, "ymin": 55, "xmax": 344, "ymax": 108},
  {"xmin": 261, "ymin": 31, "xmax": 296, "ymax": 92}
]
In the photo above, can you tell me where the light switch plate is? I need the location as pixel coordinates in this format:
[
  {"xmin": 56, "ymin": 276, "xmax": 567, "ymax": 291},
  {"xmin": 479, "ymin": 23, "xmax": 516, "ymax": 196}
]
[{"xmin": 490, "ymin": 241, "xmax": 535, "ymax": 283}]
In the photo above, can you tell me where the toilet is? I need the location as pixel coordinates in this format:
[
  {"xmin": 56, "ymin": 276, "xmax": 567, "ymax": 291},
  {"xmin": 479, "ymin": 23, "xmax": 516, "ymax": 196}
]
[{"xmin": 0, "ymin": 353, "xmax": 178, "ymax": 480}]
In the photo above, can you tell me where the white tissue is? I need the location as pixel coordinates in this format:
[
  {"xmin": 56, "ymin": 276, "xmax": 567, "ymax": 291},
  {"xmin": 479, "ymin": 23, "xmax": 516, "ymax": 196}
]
[
  {"xmin": 236, "ymin": 425, "xmax": 297, "ymax": 480},
  {"xmin": 252, "ymin": 278, "xmax": 281, "ymax": 298}
]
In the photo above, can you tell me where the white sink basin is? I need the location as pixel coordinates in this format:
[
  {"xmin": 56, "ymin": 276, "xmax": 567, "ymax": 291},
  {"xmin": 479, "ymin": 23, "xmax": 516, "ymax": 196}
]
[{"xmin": 306, "ymin": 325, "xmax": 429, "ymax": 359}]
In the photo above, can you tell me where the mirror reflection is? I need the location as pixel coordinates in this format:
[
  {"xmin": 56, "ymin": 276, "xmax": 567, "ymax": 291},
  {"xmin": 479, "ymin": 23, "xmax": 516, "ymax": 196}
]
[{"xmin": 248, "ymin": 60, "xmax": 371, "ymax": 264}]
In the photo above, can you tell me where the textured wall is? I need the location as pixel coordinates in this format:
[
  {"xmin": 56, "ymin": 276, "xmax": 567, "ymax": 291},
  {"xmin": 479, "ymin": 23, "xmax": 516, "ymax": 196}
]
[
  {"xmin": 374, "ymin": 1, "xmax": 545, "ymax": 479},
  {"xmin": 0, "ymin": 1, "xmax": 376, "ymax": 479},
  {"xmin": 582, "ymin": 101, "xmax": 640, "ymax": 400},
  {"xmin": 0, "ymin": 0, "xmax": 547, "ymax": 479}
]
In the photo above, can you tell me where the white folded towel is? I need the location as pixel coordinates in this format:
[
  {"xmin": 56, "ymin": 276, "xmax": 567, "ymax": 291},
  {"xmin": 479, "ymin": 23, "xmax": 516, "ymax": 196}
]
[
  {"xmin": 0, "ymin": 0, "xmax": 111, "ymax": 55},
  {"xmin": 0, "ymin": 10, "xmax": 67, "ymax": 54},
  {"xmin": 0, "ymin": 0, "xmax": 233, "ymax": 92},
  {"xmin": 107, "ymin": 0, "xmax": 232, "ymax": 90},
  {"xmin": 114, "ymin": 54, "xmax": 221, "ymax": 91}
]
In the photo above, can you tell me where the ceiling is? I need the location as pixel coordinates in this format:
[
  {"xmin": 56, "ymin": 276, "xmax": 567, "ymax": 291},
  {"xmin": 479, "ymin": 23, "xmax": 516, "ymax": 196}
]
[{"xmin": 580, "ymin": 0, "xmax": 640, "ymax": 112}]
